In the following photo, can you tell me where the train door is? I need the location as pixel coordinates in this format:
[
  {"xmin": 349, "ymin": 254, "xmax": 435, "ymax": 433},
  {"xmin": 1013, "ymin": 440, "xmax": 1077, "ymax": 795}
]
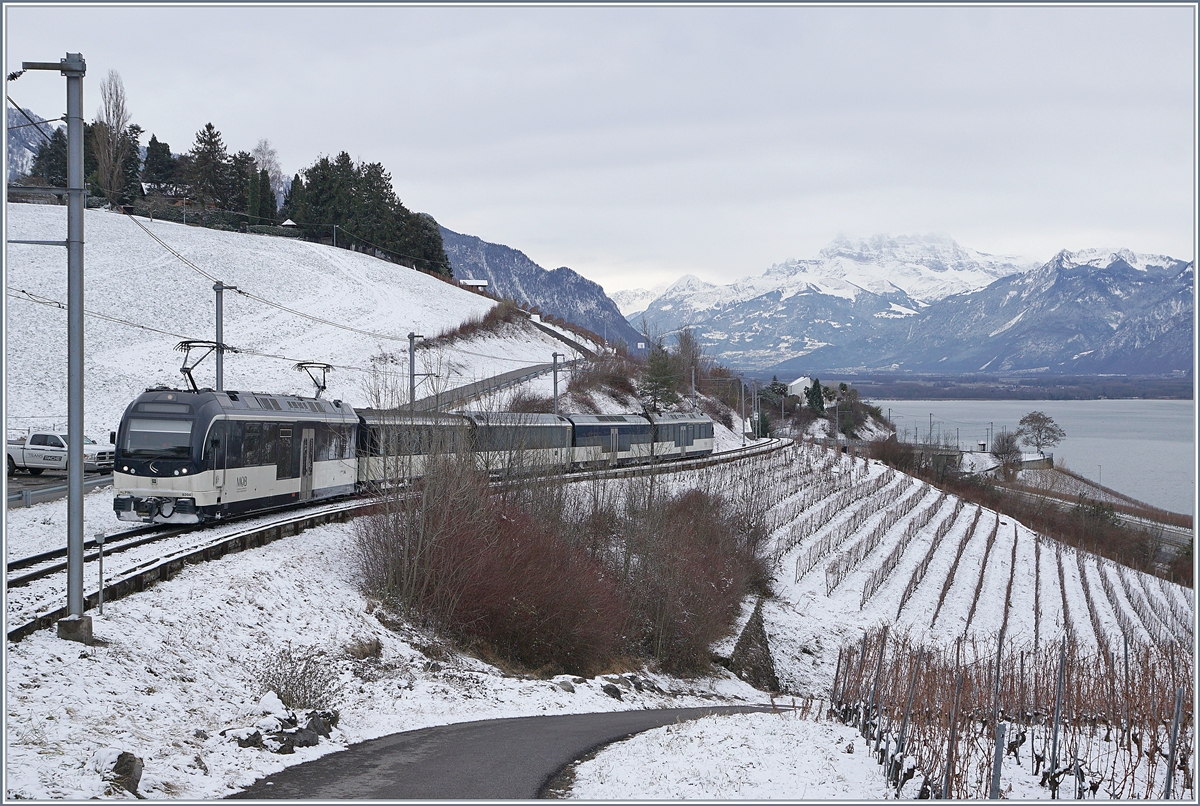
[
  {"xmin": 210, "ymin": 420, "xmax": 227, "ymax": 492},
  {"xmin": 609, "ymin": 427, "xmax": 619, "ymax": 465},
  {"xmin": 300, "ymin": 428, "xmax": 315, "ymax": 500}
]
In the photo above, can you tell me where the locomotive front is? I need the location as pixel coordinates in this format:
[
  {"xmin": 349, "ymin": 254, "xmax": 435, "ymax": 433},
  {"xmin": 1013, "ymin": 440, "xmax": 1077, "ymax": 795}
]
[{"xmin": 112, "ymin": 388, "xmax": 222, "ymax": 523}]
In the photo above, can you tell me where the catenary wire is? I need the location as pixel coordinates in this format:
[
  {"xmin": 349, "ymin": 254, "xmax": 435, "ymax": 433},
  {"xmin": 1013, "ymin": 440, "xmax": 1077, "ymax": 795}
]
[{"xmin": 118, "ymin": 211, "xmax": 580, "ymax": 364}]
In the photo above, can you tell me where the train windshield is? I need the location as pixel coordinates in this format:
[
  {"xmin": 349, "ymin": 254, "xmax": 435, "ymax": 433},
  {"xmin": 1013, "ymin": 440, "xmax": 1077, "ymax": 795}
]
[{"xmin": 124, "ymin": 418, "xmax": 194, "ymax": 457}]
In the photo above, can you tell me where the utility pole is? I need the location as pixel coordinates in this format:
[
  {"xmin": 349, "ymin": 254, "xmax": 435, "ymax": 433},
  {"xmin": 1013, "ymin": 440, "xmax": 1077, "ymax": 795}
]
[
  {"xmin": 18, "ymin": 54, "xmax": 89, "ymax": 640},
  {"xmin": 408, "ymin": 331, "xmax": 423, "ymax": 415},
  {"xmin": 552, "ymin": 352, "xmax": 562, "ymax": 416},
  {"xmin": 213, "ymin": 282, "xmax": 236, "ymax": 390},
  {"xmin": 739, "ymin": 378, "xmax": 745, "ymax": 447},
  {"xmin": 691, "ymin": 366, "xmax": 696, "ymax": 400},
  {"xmin": 332, "ymin": 224, "xmax": 337, "ymax": 249}
]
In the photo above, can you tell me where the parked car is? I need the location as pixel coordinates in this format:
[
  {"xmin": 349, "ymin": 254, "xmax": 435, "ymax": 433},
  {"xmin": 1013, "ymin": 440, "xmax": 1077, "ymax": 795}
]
[{"xmin": 7, "ymin": 432, "xmax": 116, "ymax": 475}]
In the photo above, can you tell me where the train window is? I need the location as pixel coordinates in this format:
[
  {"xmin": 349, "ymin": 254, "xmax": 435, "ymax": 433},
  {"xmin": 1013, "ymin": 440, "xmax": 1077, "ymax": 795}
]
[
  {"xmin": 206, "ymin": 421, "xmax": 227, "ymax": 469},
  {"xmin": 125, "ymin": 418, "xmax": 193, "ymax": 457},
  {"xmin": 244, "ymin": 422, "xmax": 262, "ymax": 466},
  {"xmin": 226, "ymin": 421, "xmax": 244, "ymax": 466},
  {"xmin": 276, "ymin": 424, "xmax": 294, "ymax": 479}
]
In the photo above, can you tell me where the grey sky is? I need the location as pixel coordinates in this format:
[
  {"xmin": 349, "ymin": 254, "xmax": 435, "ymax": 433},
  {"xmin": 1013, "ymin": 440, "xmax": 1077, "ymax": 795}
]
[{"xmin": 4, "ymin": 4, "xmax": 1195, "ymax": 292}]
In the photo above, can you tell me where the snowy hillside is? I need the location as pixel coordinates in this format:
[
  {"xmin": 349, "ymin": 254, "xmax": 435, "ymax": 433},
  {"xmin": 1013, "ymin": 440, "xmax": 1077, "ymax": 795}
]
[{"xmin": 5, "ymin": 203, "xmax": 582, "ymax": 437}]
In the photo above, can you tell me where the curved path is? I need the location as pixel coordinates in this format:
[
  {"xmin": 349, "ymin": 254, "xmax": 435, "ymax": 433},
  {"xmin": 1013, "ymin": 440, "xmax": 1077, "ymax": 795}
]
[{"xmin": 229, "ymin": 705, "xmax": 773, "ymax": 799}]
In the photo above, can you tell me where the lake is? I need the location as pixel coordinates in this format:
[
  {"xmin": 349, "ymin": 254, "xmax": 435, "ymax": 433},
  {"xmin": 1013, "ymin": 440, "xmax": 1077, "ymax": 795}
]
[{"xmin": 873, "ymin": 399, "xmax": 1196, "ymax": 515}]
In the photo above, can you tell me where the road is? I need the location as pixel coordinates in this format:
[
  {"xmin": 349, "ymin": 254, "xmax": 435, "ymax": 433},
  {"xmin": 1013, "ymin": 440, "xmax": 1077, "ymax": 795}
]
[{"xmin": 229, "ymin": 705, "xmax": 773, "ymax": 799}]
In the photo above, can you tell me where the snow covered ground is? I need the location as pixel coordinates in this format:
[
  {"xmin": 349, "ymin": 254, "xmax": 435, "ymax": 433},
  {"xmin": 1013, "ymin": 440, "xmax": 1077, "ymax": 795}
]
[
  {"xmin": 566, "ymin": 710, "xmax": 889, "ymax": 799},
  {"xmin": 4, "ymin": 203, "xmax": 578, "ymax": 438}
]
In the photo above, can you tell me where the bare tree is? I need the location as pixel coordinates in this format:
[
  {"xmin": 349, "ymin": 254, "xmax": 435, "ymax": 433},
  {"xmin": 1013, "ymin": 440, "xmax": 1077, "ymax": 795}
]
[
  {"xmin": 94, "ymin": 70, "xmax": 131, "ymax": 205},
  {"xmin": 251, "ymin": 138, "xmax": 286, "ymax": 208},
  {"xmin": 1017, "ymin": 410, "xmax": 1066, "ymax": 454}
]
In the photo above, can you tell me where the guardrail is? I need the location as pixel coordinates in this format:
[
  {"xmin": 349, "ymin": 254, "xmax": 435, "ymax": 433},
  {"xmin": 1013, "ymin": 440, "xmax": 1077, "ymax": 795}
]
[{"xmin": 6, "ymin": 474, "xmax": 113, "ymax": 509}]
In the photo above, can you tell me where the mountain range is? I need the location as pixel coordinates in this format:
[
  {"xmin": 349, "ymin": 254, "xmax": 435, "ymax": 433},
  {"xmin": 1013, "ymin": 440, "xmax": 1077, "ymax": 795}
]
[
  {"xmin": 439, "ymin": 226, "xmax": 646, "ymax": 352},
  {"xmin": 619, "ymin": 236, "xmax": 1192, "ymax": 377}
]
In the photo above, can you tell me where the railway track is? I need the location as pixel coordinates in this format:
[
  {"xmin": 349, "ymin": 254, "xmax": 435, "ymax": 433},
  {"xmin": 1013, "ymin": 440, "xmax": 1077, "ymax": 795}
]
[{"xmin": 6, "ymin": 438, "xmax": 790, "ymax": 643}]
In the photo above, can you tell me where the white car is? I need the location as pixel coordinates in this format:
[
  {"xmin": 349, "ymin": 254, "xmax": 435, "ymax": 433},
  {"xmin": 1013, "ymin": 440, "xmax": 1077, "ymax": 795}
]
[{"xmin": 7, "ymin": 432, "xmax": 116, "ymax": 475}]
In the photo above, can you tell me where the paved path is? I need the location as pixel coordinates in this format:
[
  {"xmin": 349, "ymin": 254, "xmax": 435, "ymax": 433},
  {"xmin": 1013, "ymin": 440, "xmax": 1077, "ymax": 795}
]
[{"xmin": 229, "ymin": 705, "xmax": 771, "ymax": 799}]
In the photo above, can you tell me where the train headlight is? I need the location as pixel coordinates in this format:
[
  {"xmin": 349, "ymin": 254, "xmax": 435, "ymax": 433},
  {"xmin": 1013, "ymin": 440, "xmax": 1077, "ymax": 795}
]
[
  {"xmin": 122, "ymin": 465, "xmax": 128, "ymax": 471},
  {"xmin": 181, "ymin": 468, "xmax": 188, "ymax": 474},
  {"xmin": 173, "ymin": 470, "xmax": 180, "ymax": 476}
]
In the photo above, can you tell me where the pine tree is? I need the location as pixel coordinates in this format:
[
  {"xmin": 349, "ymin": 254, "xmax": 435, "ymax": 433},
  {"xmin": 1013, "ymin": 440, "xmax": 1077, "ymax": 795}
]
[
  {"xmin": 246, "ymin": 166, "xmax": 260, "ymax": 225},
  {"xmin": 142, "ymin": 134, "xmax": 175, "ymax": 185},
  {"xmin": 31, "ymin": 128, "xmax": 68, "ymax": 186},
  {"xmin": 258, "ymin": 169, "xmax": 275, "ymax": 224},
  {"xmin": 805, "ymin": 377, "xmax": 825, "ymax": 415},
  {"xmin": 640, "ymin": 342, "xmax": 681, "ymax": 412},
  {"xmin": 228, "ymin": 150, "xmax": 256, "ymax": 215},
  {"xmin": 119, "ymin": 124, "xmax": 142, "ymax": 203},
  {"xmin": 186, "ymin": 123, "xmax": 230, "ymax": 208}
]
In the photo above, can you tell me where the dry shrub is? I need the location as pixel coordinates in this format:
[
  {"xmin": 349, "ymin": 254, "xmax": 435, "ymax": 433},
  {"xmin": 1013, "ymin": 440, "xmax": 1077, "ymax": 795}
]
[
  {"xmin": 567, "ymin": 354, "xmax": 640, "ymax": 403},
  {"xmin": 354, "ymin": 455, "xmax": 626, "ymax": 676},
  {"xmin": 624, "ymin": 488, "xmax": 767, "ymax": 674},
  {"xmin": 507, "ymin": 388, "xmax": 555, "ymax": 413},
  {"xmin": 425, "ymin": 299, "xmax": 525, "ymax": 347},
  {"xmin": 251, "ymin": 643, "xmax": 340, "ymax": 709},
  {"xmin": 445, "ymin": 505, "xmax": 627, "ymax": 675},
  {"xmin": 698, "ymin": 395, "xmax": 734, "ymax": 430}
]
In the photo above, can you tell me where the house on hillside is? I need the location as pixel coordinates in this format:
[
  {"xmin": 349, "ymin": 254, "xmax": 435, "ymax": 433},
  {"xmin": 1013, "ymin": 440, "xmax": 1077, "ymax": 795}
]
[{"xmin": 787, "ymin": 376, "xmax": 813, "ymax": 397}]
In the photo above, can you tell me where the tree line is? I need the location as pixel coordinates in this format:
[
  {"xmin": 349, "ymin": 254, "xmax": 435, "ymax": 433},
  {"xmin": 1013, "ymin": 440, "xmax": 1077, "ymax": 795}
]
[{"xmin": 23, "ymin": 70, "xmax": 451, "ymax": 277}]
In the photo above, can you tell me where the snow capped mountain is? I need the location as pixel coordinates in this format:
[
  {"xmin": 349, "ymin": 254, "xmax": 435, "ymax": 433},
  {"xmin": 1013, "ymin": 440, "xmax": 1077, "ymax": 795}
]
[
  {"xmin": 765, "ymin": 249, "xmax": 1193, "ymax": 377},
  {"xmin": 440, "ymin": 227, "xmax": 645, "ymax": 352},
  {"xmin": 631, "ymin": 233, "xmax": 1036, "ymax": 339},
  {"xmin": 610, "ymin": 283, "xmax": 669, "ymax": 318},
  {"xmin": 772, "ymin": 233, "xmax": 1035, "ymax": 303}
]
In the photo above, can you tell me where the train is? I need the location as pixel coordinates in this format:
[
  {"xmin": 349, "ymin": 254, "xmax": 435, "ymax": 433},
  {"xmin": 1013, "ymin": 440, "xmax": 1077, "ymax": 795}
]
[{"xmin": 112, "ymin": 387, "xmax": 716, "ymax": 524}]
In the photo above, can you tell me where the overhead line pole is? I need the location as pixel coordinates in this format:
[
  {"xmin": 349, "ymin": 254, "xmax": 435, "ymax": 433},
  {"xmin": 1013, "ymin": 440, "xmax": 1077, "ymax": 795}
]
[{"xmin": 20, "ymin": 53, "xmax": 88, "ymax": 638}]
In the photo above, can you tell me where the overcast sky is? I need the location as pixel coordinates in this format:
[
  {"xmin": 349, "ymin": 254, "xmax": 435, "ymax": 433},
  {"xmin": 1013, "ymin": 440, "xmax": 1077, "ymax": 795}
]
[{"xmin": 4, "ymin": 4, "xmax": 1195, "ymax": 292}]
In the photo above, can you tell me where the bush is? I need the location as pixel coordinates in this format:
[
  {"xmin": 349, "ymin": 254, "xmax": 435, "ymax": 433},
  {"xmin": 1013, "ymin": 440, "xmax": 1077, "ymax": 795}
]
[
  {"xmin": 425, "ymin": 300, "xmax": 526, "ymax": 348},
  {"xmin": 251, "ymin": 643, "xmax": 340, "ymax": 709},
  {"xmin": 567, "ymin": 354, "xmax": 640, "ymax": 403}
]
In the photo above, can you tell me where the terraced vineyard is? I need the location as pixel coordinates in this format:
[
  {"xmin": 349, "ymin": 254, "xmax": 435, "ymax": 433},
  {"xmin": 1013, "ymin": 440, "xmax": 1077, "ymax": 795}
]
[{"xmin": 754, "ymin": 439, "xmax": 1194, "ymax": 798}]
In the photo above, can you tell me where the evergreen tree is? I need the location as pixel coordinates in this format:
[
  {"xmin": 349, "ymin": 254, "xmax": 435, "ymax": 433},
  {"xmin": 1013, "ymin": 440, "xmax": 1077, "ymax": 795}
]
[
  {"xmin": 280, "ymin": 172, "xmax": 305, "ymax": 224},
  {"xmin": 640, "ymin": 341, "xmax": 681, "ymax": 412},
  {"xmin": 805, "ymin": 378, "xmax": 825, "ymax": 415},
  {"xmin": 258, "ymin": 169, "xmax": 275, "ymax": 223},
  {"xmin": 31, "ymin": 128, "xmax": 67, "ymax": 186},
  {"xmin": 119, "ymin": 124, "xmax": 143, "ymax": 203},
  {"xmin": 228, "ymin": 150, "xmax": 256, "ymax": 214},
  {"xmin": 186, "ymin": 123, "xmax": 230, "ymax": 208},
  {"xmin": 142, "ymin": 134, "xmax": 175, "ymax": 185},
  {"xmin": 246, "ymin": 165, "xmax": 260, "ymax": 225}
]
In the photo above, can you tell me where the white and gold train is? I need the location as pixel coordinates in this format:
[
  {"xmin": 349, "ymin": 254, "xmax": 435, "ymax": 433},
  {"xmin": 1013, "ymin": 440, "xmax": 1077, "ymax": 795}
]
[{"xmin": 112, "ymin": 388, "xmax": 714, "ymax": 524}]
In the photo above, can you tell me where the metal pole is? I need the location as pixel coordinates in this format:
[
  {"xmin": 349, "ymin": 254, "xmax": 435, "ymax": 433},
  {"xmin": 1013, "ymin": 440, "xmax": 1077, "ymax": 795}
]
[
  {"xmin": 95, "ymin": 531, "xmax": 105, "ymax": 615},
  {"xmin": 58, "ymin": 53, "xmax": 88, "ymax": 621},
  {"xmin": 408, "ymin": 332, "xmax": 422, "ymax": 415},
  {"xmin": 552, "ymin": 352, "xmax": 561, "ymax": 416},
  {"xmin": 1163, "ymin": 686, "xmax": 1184, "ymax": 798},
  {"xmin": 691, "ymin": 366, "xmax": 696, "ymax": 400},
  {"xmin": 332, "ymin": 223, "xmax": 337, "ymax": 249},
  {"xmin": 739, "ymin": 379, "xmax": 745, "ymax": 447},
  {"xmin": 944, "ymin": 670, "xmax": 964, "ymax": 799},
  {"xmin": 212, "ymin": 282, "xmax": 236, "ymax": 390},
  {"xmin": 989, "ymin": 722, "xmax": 1007, "ymax": 799},
  {"xmin": 1049, "ymin": 638, "xmax": 1066, "ymax": 797}
]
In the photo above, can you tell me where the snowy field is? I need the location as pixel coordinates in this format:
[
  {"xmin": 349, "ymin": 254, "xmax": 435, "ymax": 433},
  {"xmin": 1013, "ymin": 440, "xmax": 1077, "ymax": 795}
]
[{"xmin": 5, "ymin": 203, "xmax": 582, "ymax": 438}]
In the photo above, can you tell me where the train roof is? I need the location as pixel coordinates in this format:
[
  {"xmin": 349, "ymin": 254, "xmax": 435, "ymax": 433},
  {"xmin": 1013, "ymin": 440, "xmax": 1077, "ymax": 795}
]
[
  {"xmin": 644, "ymin": 411, "xmax": 713, "ymax": 424},
  {"xmin": 456, "ymin": 412, "xmax": 571, "ymax": 427},
  {"xmin": 356, "ymin": 409, "xmax": 471, "ymax": 427},
  {"xmin": 561, "ymin": 413, "xmax": 650, "ymax": 426},
  {"xmin": 129, "ymin": 388, "xmax": 356, "ymax": 421}
]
